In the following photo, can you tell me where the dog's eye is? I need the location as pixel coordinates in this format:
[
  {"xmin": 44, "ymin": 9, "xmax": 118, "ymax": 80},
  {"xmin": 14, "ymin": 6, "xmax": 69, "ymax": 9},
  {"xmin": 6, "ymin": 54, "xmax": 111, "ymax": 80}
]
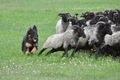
[
  {"xmin": 28, "ymin": 35, "xmax": 31, "ymax": 37},
  {"xmin": 28, "ymin": 35, "xmax": 32, "ymax": 41}
]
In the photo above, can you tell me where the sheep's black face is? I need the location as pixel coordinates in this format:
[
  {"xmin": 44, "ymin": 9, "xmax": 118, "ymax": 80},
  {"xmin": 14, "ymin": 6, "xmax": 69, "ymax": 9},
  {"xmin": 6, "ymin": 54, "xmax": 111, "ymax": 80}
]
[
  {"xmin": 73, "ymin": 25, "xmax": 86, "ymax": 38},
  {"xmin": 81, "ymin": 12, "xmax": 95, "ymax": 20},
  {"xmin": 79, "ymin": 27, "xmax": 86, "ymax": 38},
  {"xmin": 77, "ymin": 19, "xmax": 87, "ymax": 27},
  {"xmin": 105, "ymin": 23, "xmax": 112, "ymax": 35},
  {"xmin": 107, "ymin": 10, "xmax": 118, "ymax": 22},
  {"xmin": 113, "ymin": 13, "xmax": 120, "ymax": 25},
  {"xmin": 71, "ymin": 14, "xmax": 79, "ymax": 25},
  {"xmin": 27, "ymin": 25, "xmax": 38, "ymax": 43},
  {"xmin": 104, "ymin": 10, "xmax": 110, "ymax": 16},
  {"xmin": 97, "ymin": 22, "xmax": 112, "ymax": 37},
  {"xmin": 58, "ymin": 13, "xmax": 71, "ymax": 22}
]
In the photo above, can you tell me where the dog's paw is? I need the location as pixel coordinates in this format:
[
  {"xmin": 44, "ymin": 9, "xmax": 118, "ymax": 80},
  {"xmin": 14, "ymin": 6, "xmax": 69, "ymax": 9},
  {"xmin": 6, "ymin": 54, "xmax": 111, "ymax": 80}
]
[{"xmin": 25, "ymin": 51, "xmax": 30, "ymax": 55}]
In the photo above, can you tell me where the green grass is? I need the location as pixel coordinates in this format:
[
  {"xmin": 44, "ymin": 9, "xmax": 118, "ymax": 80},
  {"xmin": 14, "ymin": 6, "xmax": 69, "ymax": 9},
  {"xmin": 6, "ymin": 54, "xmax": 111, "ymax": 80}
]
[{"xmin": 0, "ymin": 0, "xmax": 120, "ymax": 80}]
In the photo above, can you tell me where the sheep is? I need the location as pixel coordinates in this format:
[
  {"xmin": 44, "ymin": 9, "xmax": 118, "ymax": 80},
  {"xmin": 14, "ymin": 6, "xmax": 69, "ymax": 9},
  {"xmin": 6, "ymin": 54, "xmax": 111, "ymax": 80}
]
[
  {"xmin": 71, "ymin": 21, "xmax": 112, "ymax": 59},
  {"xmin": 104, "ymin": 32, "xmax": 120, "ymax": 46},
  {"xmin": 80, "ymin": 11, "xmax": 95, "ymax": 26},
  {"xmin": 38, "ymin": 25, "xmax": 85, "ymax": 57},
  {"xmin": 111, "ymin": 25, "xmax": 120, "ymax": 33},
  {"xmin": 70, "ymin": 24, "xmax": 97, "ymax": 58},
  {"xmin": 112, "ymin": 13, "xmax": 120, "ymax": 26},
  {"xmin": 77, "ymin": 18, "xmax": 87, "ymax": 28},
  {"xmin": 81, "ymin": 12, "xmax": 95, "ymax": 21},
  {"xmin": 66, "ymin": 17, "xmax": 75, "ymax": 31},
  {"xmin": 56, "ymin": 13, "xmax": 71, "ymax": 34},
  {"xmin": 101, "ymin": 31, "xmax": 120, "ymax": 57}
]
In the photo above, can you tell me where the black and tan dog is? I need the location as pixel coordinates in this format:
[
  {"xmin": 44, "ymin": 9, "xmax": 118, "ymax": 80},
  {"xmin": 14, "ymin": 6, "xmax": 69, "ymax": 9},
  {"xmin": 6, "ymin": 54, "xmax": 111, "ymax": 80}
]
[{"xmin": 22, "ymin": 25, "xmax": 38, "ymax": 55}]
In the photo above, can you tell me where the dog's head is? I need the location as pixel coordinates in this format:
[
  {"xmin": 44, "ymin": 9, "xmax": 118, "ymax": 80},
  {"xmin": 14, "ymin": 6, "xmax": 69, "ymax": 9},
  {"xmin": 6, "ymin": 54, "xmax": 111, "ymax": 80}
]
[{"xmin": 27, "ymin": 25, "xmax": 38, "ymax": 43}]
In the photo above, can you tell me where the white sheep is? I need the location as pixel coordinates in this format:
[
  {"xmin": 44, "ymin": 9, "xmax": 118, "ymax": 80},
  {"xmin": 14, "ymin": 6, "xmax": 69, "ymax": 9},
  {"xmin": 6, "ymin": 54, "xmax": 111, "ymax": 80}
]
[
  {"xmin": 56, "ymin": 13, "xmax": 71, "ymax": 34},
  {"xmin": 104, "ymin": 31, "xmax": 120, "ymax": 46},
  {"xmin": 38, "ymin": 25, "xmax": 85, "ymax": 57},
  {"xmin": 101, "ymin": 31, "xmax": 120, "ymax": 57}
]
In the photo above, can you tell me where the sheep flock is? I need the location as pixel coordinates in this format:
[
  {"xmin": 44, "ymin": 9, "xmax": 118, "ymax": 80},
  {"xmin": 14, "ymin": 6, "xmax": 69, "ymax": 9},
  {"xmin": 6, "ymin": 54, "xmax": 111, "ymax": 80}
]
[{"xmin": 38, "ymin": 9, "xmax": 120, "ymax": 59}]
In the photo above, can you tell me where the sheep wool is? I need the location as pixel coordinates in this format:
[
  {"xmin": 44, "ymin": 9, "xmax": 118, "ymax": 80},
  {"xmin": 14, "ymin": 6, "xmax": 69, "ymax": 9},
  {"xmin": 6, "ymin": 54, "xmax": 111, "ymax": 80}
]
[
  {"xmin": 104, "ymin": 31, "xmax": 120, "ymax": 46},
  {"xmin": 42, "ymin": 29, "xmax": 78, "ymax": 49},
  {"xmin": 43, "ymin": 33, "xmax": 64, "ymax": 49},
  {"xmin": 56, "ymin": 19, "xmax": 69, "ymax": 34}
]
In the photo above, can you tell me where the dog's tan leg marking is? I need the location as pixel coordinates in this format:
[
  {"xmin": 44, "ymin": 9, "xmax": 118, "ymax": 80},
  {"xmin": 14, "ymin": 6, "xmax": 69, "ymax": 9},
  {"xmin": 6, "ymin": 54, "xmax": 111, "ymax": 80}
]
[
  {"xmin": 25, "ymin": 48, "xmax": 30, "ymax": 55},
  {"xmin": 25, "ymin": 42, "xmax": 32, "ymax": 47},
  {"xmin": 34, "ymin": 43, "xmax": 38, "ymax": 46},
  {"xmin": 31, "ymin": 47, "xmax": 37, "ymax": 53}
]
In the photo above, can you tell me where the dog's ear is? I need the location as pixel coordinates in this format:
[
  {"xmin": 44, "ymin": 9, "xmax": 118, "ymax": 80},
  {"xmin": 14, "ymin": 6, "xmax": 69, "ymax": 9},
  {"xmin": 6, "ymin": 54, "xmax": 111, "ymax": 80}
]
[
  {"xmin": 28, "ymin": 27, "xmax": 31, "ymax": 31},
  {"xmin": 33, "ymin": 25, "xmax": 37, "ymax": 31}
]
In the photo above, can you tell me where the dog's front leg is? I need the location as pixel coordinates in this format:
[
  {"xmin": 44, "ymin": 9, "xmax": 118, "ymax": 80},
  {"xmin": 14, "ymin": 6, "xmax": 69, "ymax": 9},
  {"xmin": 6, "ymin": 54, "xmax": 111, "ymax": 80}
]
[
  {"xmin": 25, "ymin": 48, "xmax": 30, "ymax": 55},
  {"xmin": 31, "ymin": 47, "xmax": 37, "ymax": 53}
]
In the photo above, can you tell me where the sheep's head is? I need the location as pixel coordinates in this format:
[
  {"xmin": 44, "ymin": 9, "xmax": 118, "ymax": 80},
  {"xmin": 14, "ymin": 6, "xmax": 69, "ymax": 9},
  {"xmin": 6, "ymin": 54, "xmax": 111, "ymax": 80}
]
[
  {"xmin": 81, "ymin": 12, "xmax": 95, "ymax": 20},
  {"xmin": 58, "ymin": 13, "xmax": 71, "ymax": 22},
  {"xmin": 104, "ymin": 10, "xmax": 110, "ymax": 16},
  {"xmin": 73, "ymin": 25, "xmax": 86, "ymax": 38},
  {"xmin": 77, "ymin": 19, "xmax": 87, "ymax": 28},
  {"xmin": 71, "ymin": 13, "xmax": 79, "ymax": 25},
  {"xmin": 113, "ymin": 13, "xmax": 120, "ymax": 25},
  {"xmin": 97, "ymin": 22, "xmax": 112, "ymax": 37}
]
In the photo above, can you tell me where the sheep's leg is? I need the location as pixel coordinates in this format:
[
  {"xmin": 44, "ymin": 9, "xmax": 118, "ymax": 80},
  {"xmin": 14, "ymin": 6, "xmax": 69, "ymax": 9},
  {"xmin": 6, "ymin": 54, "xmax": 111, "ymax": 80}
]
[
  {"xmin": 64, "ymin": 48, "xmax": 68, "ymax": 57},
  {"xmin": 71, "ymin": 45, "xmax": 79, "ymax": 58},
  {"xmin": 61, "ymin": 48, "xmax": 68, "ymax": 57},
  {"xmin": 93, "ymin": 44, "xmax": 100, "ymax": 59},
  {"xmin": 38, "ymin": 48, "xmax": 46, "ymax": 56},
  {"xmin": 71, "ymin": 47, "xmax": 77, "ymax": 58},
  {"xmin": 45, "ymin": 48, "xmax": 58, "ymax": 56}
]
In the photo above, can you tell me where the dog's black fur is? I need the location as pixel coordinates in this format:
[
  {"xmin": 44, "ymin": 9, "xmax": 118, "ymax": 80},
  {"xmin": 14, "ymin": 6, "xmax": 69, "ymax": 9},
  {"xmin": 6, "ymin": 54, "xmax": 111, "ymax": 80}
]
[{"xmin": 22, "ymin": 25, "xmax": 38, "ymax": 55}]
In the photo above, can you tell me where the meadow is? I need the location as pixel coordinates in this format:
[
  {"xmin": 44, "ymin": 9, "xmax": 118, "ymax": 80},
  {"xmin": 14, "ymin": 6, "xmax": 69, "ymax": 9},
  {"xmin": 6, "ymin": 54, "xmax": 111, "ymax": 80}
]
[{"xmin": 0, "ymin": 0, "xmax": 120, "ymax": 80}]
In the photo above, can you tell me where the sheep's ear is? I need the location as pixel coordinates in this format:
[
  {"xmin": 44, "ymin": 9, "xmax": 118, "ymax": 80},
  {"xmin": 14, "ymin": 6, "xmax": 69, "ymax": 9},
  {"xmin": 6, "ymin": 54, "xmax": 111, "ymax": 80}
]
[
  {"xmin": 58, "ymin": 13, "xmax": 62, "ymax": 17},
  {"xmin": 81, "ymin": 13, "xmax": 84, "ymax": 17},
  {"xmin": 33, "ymin": 25, "xmax": 37, "ymax": 31},
  {"xmin": 67, "ymin": 13, "xmax": 71, "ymax": 17},
  {"xmin": 75, "ymin": 13, "xmax": 79, "ymax": 16}
]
